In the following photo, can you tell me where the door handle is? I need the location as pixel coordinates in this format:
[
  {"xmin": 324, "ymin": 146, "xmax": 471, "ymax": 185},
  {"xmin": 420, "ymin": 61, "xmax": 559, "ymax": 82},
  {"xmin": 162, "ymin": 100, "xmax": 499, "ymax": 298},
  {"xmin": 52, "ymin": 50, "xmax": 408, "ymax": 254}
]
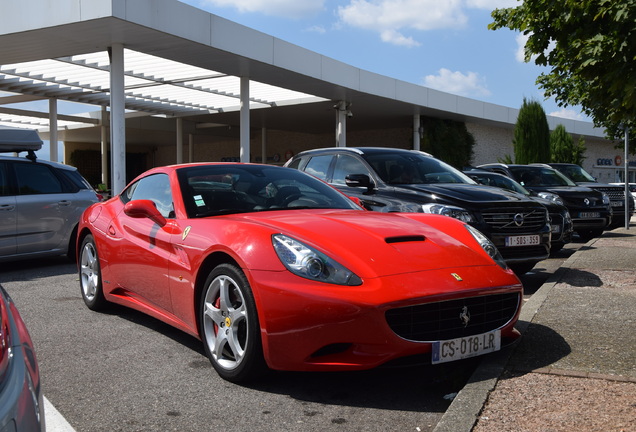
[
  {"xmin": 58, "ymin": 200, "xmax": 71, "ymax": 207},
  {"xmin": 0, "ymin": 204, "xmax": 15, "ymax": 211}
]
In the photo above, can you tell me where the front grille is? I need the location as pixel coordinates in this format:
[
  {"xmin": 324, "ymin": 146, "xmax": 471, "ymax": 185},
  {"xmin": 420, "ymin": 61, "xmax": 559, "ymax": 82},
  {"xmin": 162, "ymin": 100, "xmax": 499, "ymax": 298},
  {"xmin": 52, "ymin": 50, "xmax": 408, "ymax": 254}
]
[
  {"xmin": 592, "ymin": 187, "xmax": 625, "ymax": 200},
  {"xmin": 499, "ymin": 245, "xmax": 548, "ymax": 259},
  {"xmin": 482, "ymin": 208, "xmax": 547, "ymax": 232},
  {"xmin": 385, "ymin": 292, "xmax": 520, "ymax": 342}
]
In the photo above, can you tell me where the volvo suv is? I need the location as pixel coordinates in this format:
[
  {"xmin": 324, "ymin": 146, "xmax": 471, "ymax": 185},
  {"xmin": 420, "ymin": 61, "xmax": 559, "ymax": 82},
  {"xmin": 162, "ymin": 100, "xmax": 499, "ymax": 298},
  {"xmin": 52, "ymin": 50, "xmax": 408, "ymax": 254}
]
[
  {"xmin": 477, "ymin": 163, "xmax": 612, "ymax": 241},
  {"xmin": 1, "ymin": 147, "xmax": 100, "ymax": 262},
  {"xmin": 285, "ymin": 147, "xmax": 551, "ymax": 274},
  {"xmin": 464, "ymin": 169, "xmax": 573, "ymax": 254}
]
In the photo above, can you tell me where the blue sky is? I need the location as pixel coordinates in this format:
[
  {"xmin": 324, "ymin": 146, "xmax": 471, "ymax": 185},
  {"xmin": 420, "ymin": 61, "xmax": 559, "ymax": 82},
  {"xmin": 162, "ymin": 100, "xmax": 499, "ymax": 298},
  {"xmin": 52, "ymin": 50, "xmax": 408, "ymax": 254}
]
[{"xmin": 179, "ymin": 0, "xmax": 586, "ymax": 120}]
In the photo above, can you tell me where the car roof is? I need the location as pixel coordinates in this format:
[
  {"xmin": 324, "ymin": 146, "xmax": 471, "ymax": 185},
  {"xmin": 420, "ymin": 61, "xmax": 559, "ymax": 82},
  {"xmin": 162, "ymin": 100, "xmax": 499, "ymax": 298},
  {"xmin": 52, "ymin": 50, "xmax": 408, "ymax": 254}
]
[
  {"xmin": 0, "ymin": 154, "xmax": 78, "ymax": 171},
  {"xmin": 296, "ymin": 147, "xmax": 433, "ymax": 157}
]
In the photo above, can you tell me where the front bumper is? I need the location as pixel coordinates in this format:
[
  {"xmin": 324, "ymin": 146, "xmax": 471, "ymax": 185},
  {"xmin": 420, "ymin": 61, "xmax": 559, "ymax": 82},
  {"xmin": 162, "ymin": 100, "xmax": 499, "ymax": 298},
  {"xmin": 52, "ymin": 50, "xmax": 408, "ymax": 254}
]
[{"xmin": 249, "ymin": 265, "xmax": 522, "ymax": 371}]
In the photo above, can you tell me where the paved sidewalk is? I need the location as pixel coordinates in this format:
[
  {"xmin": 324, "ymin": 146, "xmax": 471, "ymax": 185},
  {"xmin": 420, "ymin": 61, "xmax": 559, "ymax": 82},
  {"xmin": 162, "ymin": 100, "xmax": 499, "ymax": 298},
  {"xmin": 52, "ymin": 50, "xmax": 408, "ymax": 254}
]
[{"xmin": 434, "ymin": 221, "xmax": 636, "ymax": 432}]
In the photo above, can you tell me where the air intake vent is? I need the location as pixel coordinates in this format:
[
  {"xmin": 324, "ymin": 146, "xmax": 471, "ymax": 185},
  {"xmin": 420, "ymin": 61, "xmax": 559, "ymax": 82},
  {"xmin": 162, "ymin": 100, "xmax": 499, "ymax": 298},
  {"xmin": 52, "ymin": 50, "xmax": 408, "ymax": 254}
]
[{"xmin": 385, "ymin": 235, "xmax": 426, "ymax": 244}]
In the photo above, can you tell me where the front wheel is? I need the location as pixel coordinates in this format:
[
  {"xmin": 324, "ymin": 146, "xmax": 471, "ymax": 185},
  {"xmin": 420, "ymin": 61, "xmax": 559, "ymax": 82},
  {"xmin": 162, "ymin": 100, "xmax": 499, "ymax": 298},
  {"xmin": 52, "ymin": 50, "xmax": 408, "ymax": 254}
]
[
  {"xmin": 79, "ymin": 234, "xmax": 107, "ymax": 311},
  {"xmin": 200, "ymin": 263, "xmax": 266, "ymax": 382}
]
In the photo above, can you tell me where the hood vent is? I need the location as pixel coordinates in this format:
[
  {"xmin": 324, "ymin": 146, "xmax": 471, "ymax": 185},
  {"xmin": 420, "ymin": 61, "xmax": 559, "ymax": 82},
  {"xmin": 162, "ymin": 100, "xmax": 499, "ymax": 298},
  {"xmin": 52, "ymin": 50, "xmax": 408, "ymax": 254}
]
[{"xmin": 385, "ymin": 235, "xmax": 426, "ymax": 244}]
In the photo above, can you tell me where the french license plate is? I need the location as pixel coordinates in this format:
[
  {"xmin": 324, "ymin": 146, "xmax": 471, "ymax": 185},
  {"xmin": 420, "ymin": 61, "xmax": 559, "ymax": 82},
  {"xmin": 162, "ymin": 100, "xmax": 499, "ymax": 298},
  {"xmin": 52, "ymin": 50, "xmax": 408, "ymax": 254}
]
[
  {"xmin": 505, "ymin": 234, "xmax": 540, "ymax": 246},
  {"xmin": 610, "ymin": 201, "xmax": 623, "ymax": 207},
  {"xmin": 579, "ymin": 212, "xmax": 600, "ymax": 218},
  {"xmin": 431, "ymin": 330, "xmax": 501, "ymax": 364}
]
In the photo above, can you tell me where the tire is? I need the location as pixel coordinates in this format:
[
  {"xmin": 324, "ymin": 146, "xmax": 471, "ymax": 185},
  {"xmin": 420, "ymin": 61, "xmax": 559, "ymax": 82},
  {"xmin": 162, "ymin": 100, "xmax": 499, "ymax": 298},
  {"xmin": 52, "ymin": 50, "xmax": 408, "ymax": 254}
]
[
  {"xmin": 549, "ymin": 244, "xmax": 564, "ymax": 256},
  {"xmin": 200, "ymin": 263, "xmax": 266, "ymax": 382},
  {"xmin": 509, "ymin": 262, "xmax": 536, "ymax": 275},
  {"xmin": 79, "ymin": 234, "xmax": 107, "ymax": 311}
]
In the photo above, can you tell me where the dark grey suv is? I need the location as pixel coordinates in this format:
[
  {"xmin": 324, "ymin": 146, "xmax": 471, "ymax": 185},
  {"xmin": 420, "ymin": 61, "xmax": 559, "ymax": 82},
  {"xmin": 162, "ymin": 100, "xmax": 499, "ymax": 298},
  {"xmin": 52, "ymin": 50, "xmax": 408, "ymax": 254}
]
[
  {"xmin": 285, "ymin": 147, "xmax": 552, "ymax": 274},
  {"xmin": 0, "ymin": 150, "xmax": 100, "ymax": 262}
]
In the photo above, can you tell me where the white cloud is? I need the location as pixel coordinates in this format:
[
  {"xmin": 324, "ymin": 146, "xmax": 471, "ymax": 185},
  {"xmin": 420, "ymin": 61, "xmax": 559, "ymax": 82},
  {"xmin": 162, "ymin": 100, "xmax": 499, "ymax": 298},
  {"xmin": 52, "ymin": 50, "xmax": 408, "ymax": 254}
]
[
  {"xmin": 549, "ymin": 108, "xmax": 585, "ymax": 121},
  {"xmin": 337, "ymin": 0, "xmax": 468, "ymax": 46},
  {"xmin": 305, "ymin": 25, "xmax": 327, "ymax": 34},
  {"xmin": 200, "ymin": 0, "xmax": 325, "ymax": 19},
  {"xmin": 465, "ymin": 0, "xmax": 519, "ymax": 9},
  {"xmin": 515, "ymin": 33, "xmax": 530, "ymax": 62},
  {"xmin": 423, "ymin": 68, "xmax": 491, "ymax": 97}
]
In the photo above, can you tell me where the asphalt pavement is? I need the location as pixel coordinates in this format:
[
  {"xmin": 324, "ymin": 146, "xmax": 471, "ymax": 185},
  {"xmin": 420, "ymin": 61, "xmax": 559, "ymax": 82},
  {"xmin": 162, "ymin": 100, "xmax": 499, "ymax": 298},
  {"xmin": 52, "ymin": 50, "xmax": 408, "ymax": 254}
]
[{"xmin": 434, "ymin": 219, "xmax": 636, "ymax": 432}]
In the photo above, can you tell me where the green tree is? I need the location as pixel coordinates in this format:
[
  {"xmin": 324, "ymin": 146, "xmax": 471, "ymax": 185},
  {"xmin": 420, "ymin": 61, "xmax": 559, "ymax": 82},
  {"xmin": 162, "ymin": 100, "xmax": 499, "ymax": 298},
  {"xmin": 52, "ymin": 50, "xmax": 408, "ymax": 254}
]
[
  {"xmin": 490, "ymin": 0, "xmax": 636, "ymax": 151},
  {"xmin": 550, "ymin": 125, "xmax": 587, "ymax": 164},
  {"xmin": 513, "ymin": 98, "xmax": 551, "ymax": 163},
  {"xmin": 420, "ymin": 118, "xmax": 475, "ymax": 168}
]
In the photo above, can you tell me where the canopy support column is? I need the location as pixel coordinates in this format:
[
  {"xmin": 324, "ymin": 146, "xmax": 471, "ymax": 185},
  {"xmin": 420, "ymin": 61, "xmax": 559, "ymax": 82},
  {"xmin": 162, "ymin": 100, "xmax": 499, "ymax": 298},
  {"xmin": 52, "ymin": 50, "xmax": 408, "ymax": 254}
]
[
  {"xmin": 101, "ymin": 106, "xmax": 109, "ymax": 189},
  {"xmin": 413, "ymin": 114, "xmax": 421, "ymax": 151},
  {"xmin": 176, "ymin": 118, "xmax": 183, "ymax": 164},
  {"xmin": 240, "ymin": 76, "xmax": 250, "ymax": 162},
  {"xmin": 335, "ymin": 101, "xmax": 347, "ymax": 147},
  {"xmin": 109, "ymin": 44, "xmax": 126, "ymax": 195},
  {"xmin": 49, "ymin": 99, "xmax": 58, "ymax": 162}
]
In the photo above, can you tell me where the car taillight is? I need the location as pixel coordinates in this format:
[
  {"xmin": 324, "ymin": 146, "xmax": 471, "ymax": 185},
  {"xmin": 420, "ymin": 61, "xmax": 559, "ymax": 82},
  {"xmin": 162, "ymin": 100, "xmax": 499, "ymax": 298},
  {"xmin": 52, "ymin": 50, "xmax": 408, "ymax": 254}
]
[
  {"xmin": 95, "ymin": 192, "xmax": 105, "ymax": 202},
  {"xmin": 0, "ymin": 297, "xmax": 11, "ymax": 381}
]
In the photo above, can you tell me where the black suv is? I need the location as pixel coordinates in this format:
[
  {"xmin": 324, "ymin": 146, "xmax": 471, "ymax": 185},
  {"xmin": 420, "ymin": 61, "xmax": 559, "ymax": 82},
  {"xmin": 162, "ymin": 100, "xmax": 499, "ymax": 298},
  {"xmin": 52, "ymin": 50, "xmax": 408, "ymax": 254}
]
[
  {"xmin": 477, "ymin": 163, "xmax": 612, "ymax": 241},
  {"xmin": 546, "ymin": 163, "xmax": 634, "ymax": 229},
  {"xmin": 464, "ymin": 169, "xmax": 573, "ymax": 254},
  {"xmin": 285, "ymin": 147, "xmax": 551, "ymax": 274}
]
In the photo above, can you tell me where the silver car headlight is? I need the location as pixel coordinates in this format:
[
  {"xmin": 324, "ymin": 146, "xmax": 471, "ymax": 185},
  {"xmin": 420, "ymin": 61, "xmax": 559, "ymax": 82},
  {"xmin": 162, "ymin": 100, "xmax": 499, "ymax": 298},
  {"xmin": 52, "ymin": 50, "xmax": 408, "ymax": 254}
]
[
  {"xmin": 421, "ymin": 203, "xmax": 475, "ymax": 223},
  {"xmin": 601, "ymin": 192, "xmax": 610, "ymax": 206},
  {"xmin": 465, "ymin": 225, "xmax": 508, "ymax": 270},
  {"xmin": 537, "ymin": 192, "xmax": 564, "ymax": 206},
  {"xmin": 272, "ymin": 234, "xmax": 362, "ymax": 286}
]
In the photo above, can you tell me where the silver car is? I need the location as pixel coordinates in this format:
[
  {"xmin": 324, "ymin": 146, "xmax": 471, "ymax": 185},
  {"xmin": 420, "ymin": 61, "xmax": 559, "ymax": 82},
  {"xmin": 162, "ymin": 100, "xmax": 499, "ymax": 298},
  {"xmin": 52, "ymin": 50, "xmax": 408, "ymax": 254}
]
[{"xmin": 0, "ymin": 152, "xmax": 99, "ymax": 262}]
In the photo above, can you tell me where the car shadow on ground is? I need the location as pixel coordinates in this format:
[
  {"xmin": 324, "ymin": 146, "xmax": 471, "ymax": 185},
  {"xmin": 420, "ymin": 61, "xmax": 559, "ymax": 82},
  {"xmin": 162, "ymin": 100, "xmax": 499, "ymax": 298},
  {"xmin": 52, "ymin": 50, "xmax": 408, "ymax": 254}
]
[
  {"xmin": 247, "ymin": 357, "xmax": 482, "ymax": 412},
  {"xmin": 505, "ymin": 322, "xmax": 571, "ymax": 375},
  {"xmin": 0, "ymin": 256, "xmax": 76, "ymax": 282}
]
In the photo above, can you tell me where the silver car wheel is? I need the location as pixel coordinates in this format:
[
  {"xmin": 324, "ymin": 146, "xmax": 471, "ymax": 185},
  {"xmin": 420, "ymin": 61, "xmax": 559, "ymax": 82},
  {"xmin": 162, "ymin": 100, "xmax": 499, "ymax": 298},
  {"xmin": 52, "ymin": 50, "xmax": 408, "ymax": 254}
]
[
  {"xmin": 80, "ymin": 240, "xmax": 99, "ymax": 301},
  {"xmin": 202, "ymin": 273, "xmax": 249, "ymax": 371}
]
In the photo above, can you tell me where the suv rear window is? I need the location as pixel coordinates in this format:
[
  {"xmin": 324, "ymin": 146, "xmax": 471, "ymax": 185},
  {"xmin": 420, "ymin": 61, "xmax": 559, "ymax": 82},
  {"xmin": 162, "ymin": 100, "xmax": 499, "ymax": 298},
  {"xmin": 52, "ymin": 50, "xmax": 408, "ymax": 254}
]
[{"xmin": 14, "ymin": 163, "xmax": 64, "ymax": 195}]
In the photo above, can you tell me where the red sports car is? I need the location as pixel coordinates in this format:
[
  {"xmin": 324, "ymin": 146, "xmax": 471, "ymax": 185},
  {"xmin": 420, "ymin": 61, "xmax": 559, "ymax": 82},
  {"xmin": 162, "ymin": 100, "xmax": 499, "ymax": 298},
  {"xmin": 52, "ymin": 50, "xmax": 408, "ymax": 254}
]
[{"xmin": 77, "ymin": 163, "xmax": 522, "ymax": 382}]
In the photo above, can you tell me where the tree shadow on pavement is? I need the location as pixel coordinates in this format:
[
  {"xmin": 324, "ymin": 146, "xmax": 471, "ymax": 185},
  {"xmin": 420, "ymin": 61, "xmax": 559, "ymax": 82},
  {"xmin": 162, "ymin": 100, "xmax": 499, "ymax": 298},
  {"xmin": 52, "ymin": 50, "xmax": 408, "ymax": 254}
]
[{"xmin": 559, "ymin": 268, "xmax": 603, "ymax": 287}]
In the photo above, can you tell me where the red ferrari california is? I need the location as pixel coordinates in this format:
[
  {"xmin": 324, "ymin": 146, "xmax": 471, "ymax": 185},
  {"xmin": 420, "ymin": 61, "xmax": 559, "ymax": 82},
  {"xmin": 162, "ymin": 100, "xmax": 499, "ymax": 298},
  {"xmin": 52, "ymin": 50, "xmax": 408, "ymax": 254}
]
[{"xmin": 77, "ymin": 163, "xmax": 522, "ymax": 382}]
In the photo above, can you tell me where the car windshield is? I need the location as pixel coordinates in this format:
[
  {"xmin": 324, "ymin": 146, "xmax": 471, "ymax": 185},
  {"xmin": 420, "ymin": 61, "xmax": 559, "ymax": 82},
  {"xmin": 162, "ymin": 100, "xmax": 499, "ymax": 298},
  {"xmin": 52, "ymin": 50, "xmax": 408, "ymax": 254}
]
[
  {"xmin": 363, "ymin": 152, "xmax": 476, "ymax": 185},
  {"xmin": 554, "ymin": 165, "xmax": 596, "ymax": 182},
  {"xmin": 469, "ymin": 172, "xmax": 530, "ymax": 195},
  {"xmin": 510, "ymin": 166, "xmax": 577, "ymax": 187},
  {"xmin": 176, "ymin": 164, "xmax": 361, "ymax": 218}
]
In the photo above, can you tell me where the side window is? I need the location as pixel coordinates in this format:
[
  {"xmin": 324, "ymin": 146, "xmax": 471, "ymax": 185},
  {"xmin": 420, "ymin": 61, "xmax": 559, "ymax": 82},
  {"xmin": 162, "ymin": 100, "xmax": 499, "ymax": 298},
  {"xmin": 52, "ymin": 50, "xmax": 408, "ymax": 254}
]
[
  {"xmin": 14, "ymin": 162, "xmax": 64, "ymax": 195},
  {"xmin": 124, "ymin": 173, "xmax": 174, "ymax": 218},
  {"xmin": 332, "ymin": 155, "xmax": 371, "ymax": 186},
  {"xmin": 0, "ymin": 162, "xmax": 9, "ymax": 196},
  {"xmin": 304, "ymin": 155, "xmax": 332, "ymax": 180}
]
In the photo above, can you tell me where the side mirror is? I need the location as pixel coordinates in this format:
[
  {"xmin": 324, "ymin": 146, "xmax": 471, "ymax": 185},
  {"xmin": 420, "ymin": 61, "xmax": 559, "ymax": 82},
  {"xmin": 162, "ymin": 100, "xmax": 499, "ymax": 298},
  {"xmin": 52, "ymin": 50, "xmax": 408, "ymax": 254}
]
[
  {"xmin": 124, "ymin": 199, "xmax": 167, "ymax": 226},
  {"xmin": 345, "ymin": 174, "xmax": 374, "ymax": 192}
]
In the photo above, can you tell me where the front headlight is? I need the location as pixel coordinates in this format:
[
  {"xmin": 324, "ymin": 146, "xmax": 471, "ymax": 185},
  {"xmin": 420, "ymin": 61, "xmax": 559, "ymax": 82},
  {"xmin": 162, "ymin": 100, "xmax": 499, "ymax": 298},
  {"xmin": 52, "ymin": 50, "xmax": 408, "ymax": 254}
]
[
  {"xmin": 537, "ymin": 192, "xmax": 564, "ymax": 206},
  {"xmin": 272, "ymin": 234, "xmax": 362, "ymax": 285},
  {"xmin": 601, "ymin": 192, "xmax": 610, "ymax": 206},
  {"xmin": 421, "ymin": 203, "xmax": 475, "ymax": 223},
  {"xmin": 464, "ymin": 225, "xmax": 508, "ymax": 270}
]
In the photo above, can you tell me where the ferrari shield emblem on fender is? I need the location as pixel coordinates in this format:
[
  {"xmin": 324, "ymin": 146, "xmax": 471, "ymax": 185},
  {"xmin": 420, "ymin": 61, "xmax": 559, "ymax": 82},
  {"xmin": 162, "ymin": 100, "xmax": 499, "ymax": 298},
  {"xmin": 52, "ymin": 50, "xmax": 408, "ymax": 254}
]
[
  {"xmin": 182, "ymin": 226, "xmax": 191, "ymax": 241},
  {"xmin": 451, "ymin": 273, "xmax": 463, "ymax": 281}
]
